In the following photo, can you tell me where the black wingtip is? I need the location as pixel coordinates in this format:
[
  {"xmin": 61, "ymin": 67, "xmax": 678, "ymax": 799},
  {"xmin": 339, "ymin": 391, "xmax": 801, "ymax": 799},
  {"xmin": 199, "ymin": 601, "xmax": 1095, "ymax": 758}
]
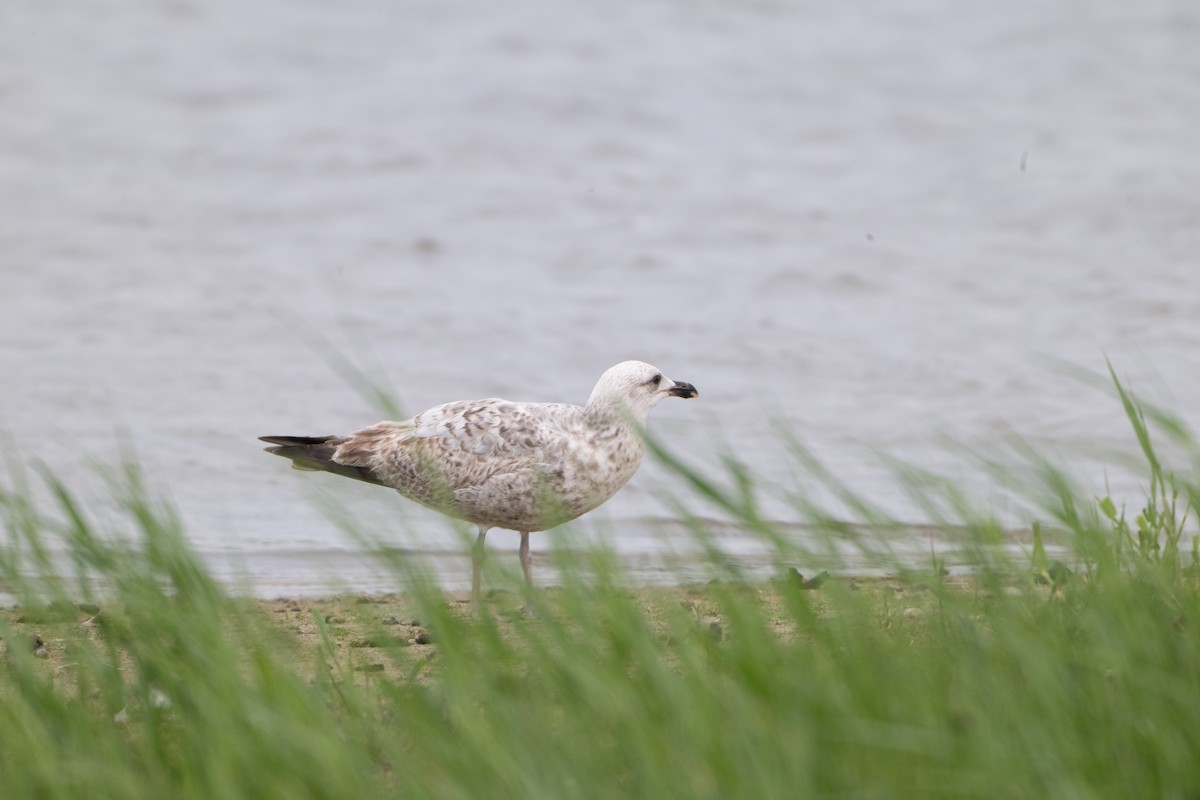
[
  {"xmin": 258, "ymin": 435, "xmax": 386, "ymax": 487},
  {"xmin": 259, "ymin": 435, "xmax": 334, "ymax": 447}
]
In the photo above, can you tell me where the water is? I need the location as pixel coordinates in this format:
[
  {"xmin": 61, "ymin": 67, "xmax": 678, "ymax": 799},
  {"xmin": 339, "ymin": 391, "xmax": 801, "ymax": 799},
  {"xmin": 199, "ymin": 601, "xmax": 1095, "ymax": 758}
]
[{"xmin": 2, "ymin": 0, "xmax": 1198, "ymax": 595}]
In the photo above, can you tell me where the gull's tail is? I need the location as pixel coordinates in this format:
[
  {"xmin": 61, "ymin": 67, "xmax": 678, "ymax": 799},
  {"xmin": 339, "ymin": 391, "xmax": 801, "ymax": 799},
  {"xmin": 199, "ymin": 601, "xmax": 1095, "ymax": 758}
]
[{"xmin": 259, "ymin": 435, "xmax": 386, "ymax": 487}]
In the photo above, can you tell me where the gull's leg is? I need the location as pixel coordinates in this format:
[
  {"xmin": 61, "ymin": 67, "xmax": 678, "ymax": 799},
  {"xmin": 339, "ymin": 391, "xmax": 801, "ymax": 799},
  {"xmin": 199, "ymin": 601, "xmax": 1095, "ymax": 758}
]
[
  {"xmin": 519, "ymin": 531, "xmax": 533, "ymax": 587},
  {"xmin": 471, "ymin": 526, "xmax": 488, "ymax": 614},
  {"xmin": 518, "ymin": 531, "xmax": 539, "ymax": 619}
]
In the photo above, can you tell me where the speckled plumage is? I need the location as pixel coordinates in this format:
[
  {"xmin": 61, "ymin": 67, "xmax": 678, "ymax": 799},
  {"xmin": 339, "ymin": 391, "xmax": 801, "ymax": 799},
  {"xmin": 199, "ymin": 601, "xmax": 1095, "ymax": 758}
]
[{"xmin": 261, "ymin": 361, "xmax": 697, "ymax": 607}]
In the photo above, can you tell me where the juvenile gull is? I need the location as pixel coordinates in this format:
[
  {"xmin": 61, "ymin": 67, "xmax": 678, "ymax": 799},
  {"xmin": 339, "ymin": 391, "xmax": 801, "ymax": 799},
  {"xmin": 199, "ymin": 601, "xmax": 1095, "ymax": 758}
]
[{"xmin": 260, "ymin": 361, "xmax": 698, "ymax": 608}]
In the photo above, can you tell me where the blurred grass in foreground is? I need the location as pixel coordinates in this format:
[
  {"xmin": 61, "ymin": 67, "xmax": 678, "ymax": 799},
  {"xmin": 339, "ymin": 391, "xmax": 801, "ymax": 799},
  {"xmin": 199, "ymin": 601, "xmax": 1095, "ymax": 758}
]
[{"xmin": 2, "ymin": 366, "xmax": 1200, "ymax": 799}]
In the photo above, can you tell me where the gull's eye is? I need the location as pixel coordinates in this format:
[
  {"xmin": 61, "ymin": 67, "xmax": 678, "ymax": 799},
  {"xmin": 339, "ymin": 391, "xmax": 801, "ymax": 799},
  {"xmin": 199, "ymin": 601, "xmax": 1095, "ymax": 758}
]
[{"xmin": 648, "ymin": 374, "xmax": 663, "ymax": 387}]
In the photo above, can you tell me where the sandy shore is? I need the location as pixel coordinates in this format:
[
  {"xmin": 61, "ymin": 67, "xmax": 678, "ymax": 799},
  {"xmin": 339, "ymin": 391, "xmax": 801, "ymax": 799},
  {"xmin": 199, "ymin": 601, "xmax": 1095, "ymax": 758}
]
[{"xmin": 5, "ymin": 576, "xmax": 965, "ymax": 687}]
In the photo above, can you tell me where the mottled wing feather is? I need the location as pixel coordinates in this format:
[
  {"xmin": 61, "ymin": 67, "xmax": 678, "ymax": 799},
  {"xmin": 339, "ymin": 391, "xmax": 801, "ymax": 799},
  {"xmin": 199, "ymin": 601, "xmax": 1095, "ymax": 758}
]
[{"xmin": 331, "ymin": 400, "xmax": 578, "ymax": 520}]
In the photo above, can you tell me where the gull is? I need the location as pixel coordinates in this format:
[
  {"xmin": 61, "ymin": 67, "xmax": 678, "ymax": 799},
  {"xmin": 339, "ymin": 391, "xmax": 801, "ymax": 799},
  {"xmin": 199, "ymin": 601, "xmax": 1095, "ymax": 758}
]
[{"xmin": 260, "ymin": 360, "xmax": 698, "ymax": 608}]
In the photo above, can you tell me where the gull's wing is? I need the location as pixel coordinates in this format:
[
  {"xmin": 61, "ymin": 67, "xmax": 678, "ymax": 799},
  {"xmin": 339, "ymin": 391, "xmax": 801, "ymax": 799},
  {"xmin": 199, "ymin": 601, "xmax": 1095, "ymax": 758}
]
[{"xmin": 332, "ymin": 399, "xmax": 577, "ymax": 512}]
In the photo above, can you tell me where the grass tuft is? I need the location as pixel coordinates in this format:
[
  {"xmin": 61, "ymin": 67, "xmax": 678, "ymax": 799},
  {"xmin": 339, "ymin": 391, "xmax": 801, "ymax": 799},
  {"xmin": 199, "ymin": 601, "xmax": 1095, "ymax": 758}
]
[{"xmin": 2, "ymin": 365, "xmax": 1200, "ymax": 797}]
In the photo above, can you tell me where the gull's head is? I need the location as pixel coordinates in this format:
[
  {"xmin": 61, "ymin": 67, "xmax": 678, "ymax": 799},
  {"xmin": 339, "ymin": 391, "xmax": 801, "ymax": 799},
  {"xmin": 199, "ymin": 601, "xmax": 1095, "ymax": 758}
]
[{"xmin": 586, "ymin": 360, "xmax": 698, "ymax": 422}]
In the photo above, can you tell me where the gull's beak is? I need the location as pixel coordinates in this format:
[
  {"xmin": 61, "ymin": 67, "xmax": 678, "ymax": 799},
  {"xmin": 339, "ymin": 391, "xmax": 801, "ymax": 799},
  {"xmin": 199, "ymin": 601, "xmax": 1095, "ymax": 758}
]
[{"xmin": 667, "ymin": 380, "xmax": 698, "ymax": 399}]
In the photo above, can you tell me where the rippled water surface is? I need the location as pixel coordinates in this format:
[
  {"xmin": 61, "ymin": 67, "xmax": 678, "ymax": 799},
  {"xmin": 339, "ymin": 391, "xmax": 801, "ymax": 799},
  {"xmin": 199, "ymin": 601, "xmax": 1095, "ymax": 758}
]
[{"xmin": 3, "ymin": 0, "xmax": 1198, "ymax": 594}]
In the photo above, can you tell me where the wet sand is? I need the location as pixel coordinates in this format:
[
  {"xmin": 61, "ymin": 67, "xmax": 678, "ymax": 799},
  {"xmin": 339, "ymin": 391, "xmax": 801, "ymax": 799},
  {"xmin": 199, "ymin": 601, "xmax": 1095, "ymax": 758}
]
[{"xmin": 5, "ymin": 576, "xmax": 976, "ymax": 686}]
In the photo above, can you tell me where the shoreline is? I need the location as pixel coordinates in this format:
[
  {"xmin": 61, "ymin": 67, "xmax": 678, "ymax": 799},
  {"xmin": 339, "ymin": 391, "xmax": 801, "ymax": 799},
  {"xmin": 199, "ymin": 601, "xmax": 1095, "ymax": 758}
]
[{"xmin": 1, "ymin": 516, "xmax": 1055, "ymax": 604}]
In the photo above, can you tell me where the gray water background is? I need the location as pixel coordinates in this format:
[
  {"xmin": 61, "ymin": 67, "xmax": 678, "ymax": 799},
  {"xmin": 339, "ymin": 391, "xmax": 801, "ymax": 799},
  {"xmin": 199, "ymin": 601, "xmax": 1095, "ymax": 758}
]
[{"xmin": 2, "ymin": 0, "xmax": 1199, "ymax": 594}]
